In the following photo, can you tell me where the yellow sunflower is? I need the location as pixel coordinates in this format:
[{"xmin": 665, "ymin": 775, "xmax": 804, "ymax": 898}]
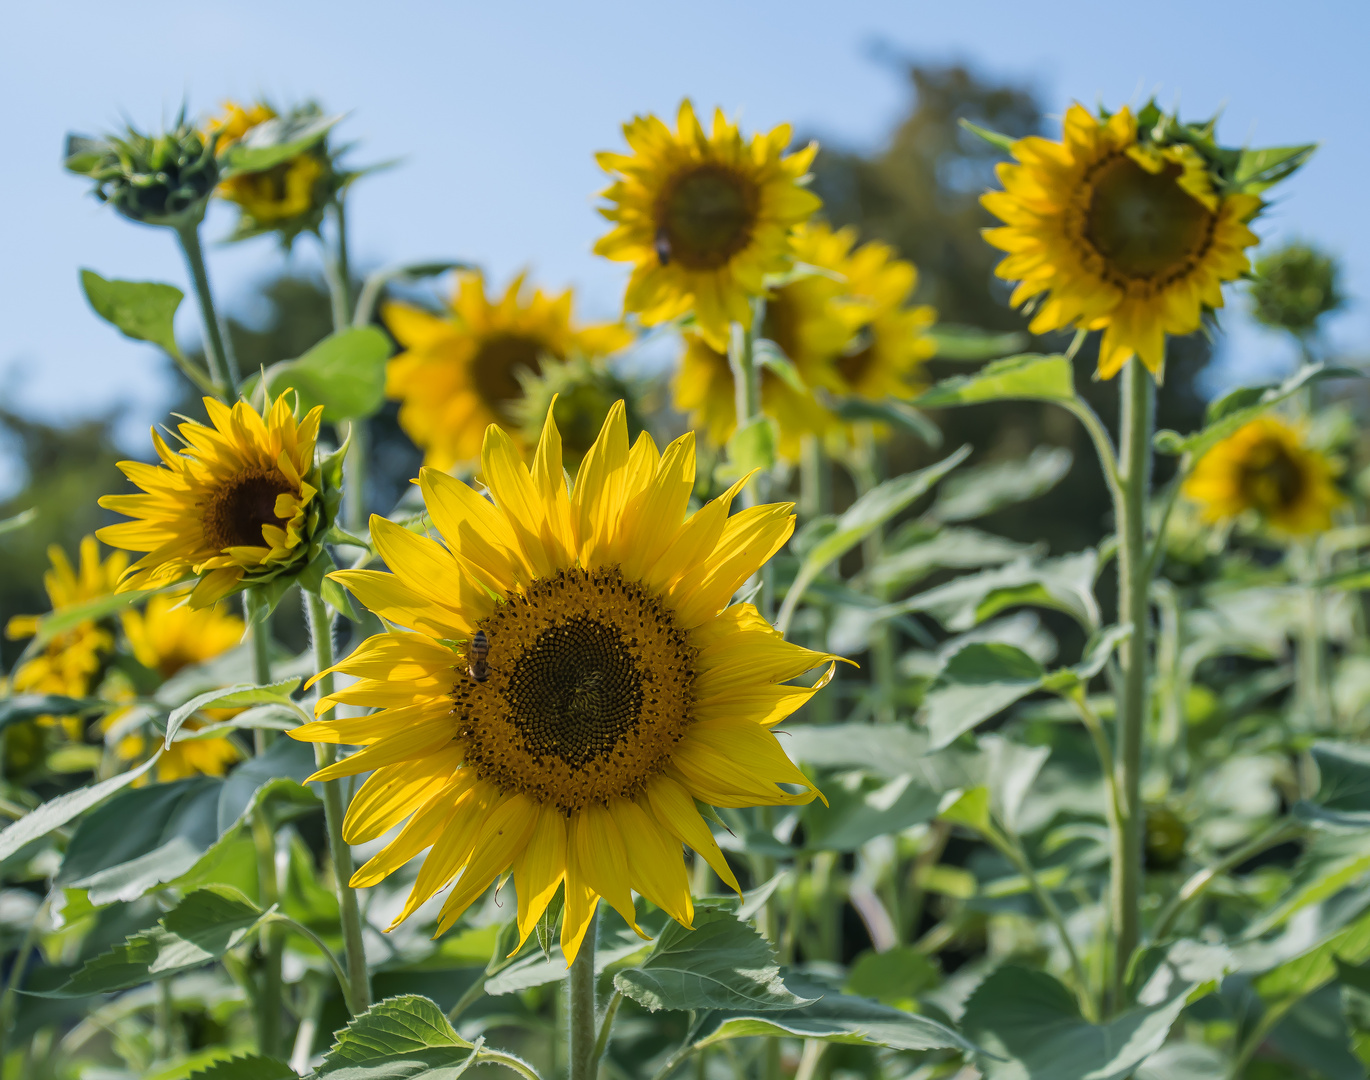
[
  {"xmin": 595, "ymin": 99, "xmax": 822, "ymax": 351},
  {"xmin": 291, "ymin": 401, "xmax": 836, "ymax": 961},
  {"xmin": 384, "ymin": 272, "xmax": 631, "ymax": 470},
  {"xmin": 1182, "ymin": 415, "xmax": 1343, "ymax": 535},
  {"xmin": 982, "ymin": 104, "xmax": 1262, "ymax": 379},
  {"xmin": 104, "ymin": 593, "xmax": 246, "ymax": 782},
  {"xmin": 5, "ymin": 536, "xmax": 127, "ymax": 730},
  {"xmin": 208, "ymin": 101, "xmax": 327, "ymax": 225},
  {"xmin": 98, "ymin": 394, "xmax": 329, "ymax": 607}
]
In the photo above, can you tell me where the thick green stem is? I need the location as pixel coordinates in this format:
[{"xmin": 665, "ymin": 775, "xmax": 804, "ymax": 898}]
[
  {"xmin": 728, "ymin": 312, "xmax": 763, "ymax": 511},
  {"xmin": 323, "ymin": 199, "xmax": 353, "ymax": 331},
  {"xmin": 343, "ymin": 419, "xmax": 370, "ymax": 536},
  {"xmin": 1112, "ymin": 357, "xmax": 1155, "ymax": 1008},
  {"xmin": 251, "ymin": 813, "xmax": 284, "ymax": 1057},
  {"xmin": 247, "ymin": 595, "xmax": 274, "ymax": 755},
  {"xmin": 568, "ymin": 907, "xmax": 598, "ymax": 1080},
  {"xmin": 175, "ymin": 223, "xmax": 239, "ymax": 394},
  {"xmin": 306, "ymin": 590, "xmax": 372, "ymax": 1014}
]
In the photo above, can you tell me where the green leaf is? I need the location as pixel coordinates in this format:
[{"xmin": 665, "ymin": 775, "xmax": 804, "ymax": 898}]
[
  {"xmin": 914, "ymin": 354, "xmax": 1077, "ymax": 409},
  {"xmin": 0, "ymin": 755, "xmax": 156, "ymax": 864},
  {"xmin": 927, "ymin": 324, "xmax": 1028, "ymax": 361},
  {"xmin": 754, "ymin": 339, "xmax": 806, "ymax": 392},
  {"xmin": 164, "ymin": 677, "xmax": 301, "ymax": 748},
  {"xmin": 251, "ymin": 327, "xmax": 394, "ymax": 422},
  {"xmin": 845, "ymin": 946, "xmax": 941, "ymax": 1007},
  {"xmin": 80, "ymin": 270, "xmax": 184, "ymax": 359},
  {"xmin": 938, "ymin": 786, "xmax": 992, "ymax": 833},
  {"xmin": 38, "ymin": 886, "xmax": 263, "ymax": 996},
  {"xmin": 929, "ymin": 446, "xmax": 1073, "ymax": 524},
  {"xmin": 693, "ymin": 970, "xmax": 976, "ymax": 1052},
  {"xmin": 887, "ymin": 551, "xmax": 1099, "ymax": 632},
  {"xmin": 1256, "ymin": 911, "xmax": 1370, "ymax": 1005},
  {"xmin": 316, "ymin": 995, "xmax": 474, "ymax": 1078},
  {"xmin": 1234, "ymin": 143, "xmax": 1317, "ymax": 193},
  {"xmin": 868, "ymin": 527, "xmax": 1036, "ymax": 593},
  {"xmin": 0, "ymin": 694, "xmax": 102, "ymax": 731},
  {"xmin": 19, "ymin": 588, "xmax": 156, "ymax": 652},
  {"xmin": 828, "ymin": 397, "xmax": 943, "ymax": 447},
  {"xmin": 921, "ymin": 643, "xmax": 1046, "ymax": 750},
  {"xmin": 962, "ymin": 964, "xmax": 1192, "ymax": 1080},
  {"xmin": 614, "ymin": 907, "xmax": 807, "ymax": 1013},
  {"xmin": 218, "ymin": 112, "xmax": 341, "ymax": 175},
  {"xmin": 180, "ymin": 704, "xmax": 299, "ymax": 740},
  {"xmin": 723, "ymin": 415, "xmax": 779, "ymax": 477},
  {"xmin": 802, "ymin": 772, "xmax": 942, "ymax": 852},
  {"xmin": 1293, "ymin": 741, "xmax": 1370, "ymax": 830},
  {"xmin": 186, "ymin": 1057, "xmax": 296, "ymax": 1080},
  {"xmin": 959, "ymin": 118, "xmax": 1016, "ymax": 154},
  {"xmin": 0, "ymin": 507, "xmax": 37, "ymax": 535}
]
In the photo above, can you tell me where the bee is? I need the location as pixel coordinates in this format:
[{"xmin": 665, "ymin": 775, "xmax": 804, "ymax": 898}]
[
  {"xmin": 654, "ymin": 227, "xmax": 672, "ymax": 267},
  {"xmin": 468, "ymin": 630, "xmax": 490, "ymax": 683}
]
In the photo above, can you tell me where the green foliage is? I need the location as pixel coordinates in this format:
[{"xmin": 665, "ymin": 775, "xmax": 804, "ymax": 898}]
[
  {"xmin": 915, "ymin": 354, "xmax": 1077, "ymax": 408},
  {"xmin": 0, "ymin": 755, "xmax": 156, "ymax": 863},
  {"xmin": 316, "ymin": 995, "xmax": 474, "ymax": 1077},
  {"xmin": 248, "ymin": 327, "xmax": 393, "ymax": 422},
  {"xmin": 79, "ymin": 271, "xmax": 185, "ymax": 360}
]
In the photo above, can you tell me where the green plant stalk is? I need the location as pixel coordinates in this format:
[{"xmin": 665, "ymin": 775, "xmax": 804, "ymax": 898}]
[
  {"xmin": 727, "ymin": 311, "xmax": 763, "ymax": 512},
  {"xmin": 306, "ymin": 589, "xmax": 372, "ymax": 1015},
  {"xmin": 1112, "ymin": 357, "xmax": 1155, "ymax": 1008},
  {"xmin": 447, "ymin": 972, "xmax": 488, "ymax": 1024},
  {"xmin": 568, "ymin": 906, "xmax": 598, "ymax": 1080},
  {"xmin": 248, "ymin": 595, "xmax": 274, "ymax": 754},
  {"xmin": 477, "ymin": 1046, "xmax": 546, "ymax": 1080},
  {"xmin": 263, "ymin": 913, "xmax": 353, "ymax": 1004},
  {"xmin": 1297, "ymin": 539, "xmax": 1332, "ymax": 733},
  {"xmin": 592, "ymin": 989, "xmax": 624, "ymax": 1066},
  {"xmin": 252, "ymin": 812, "xmax": 285, "ymax": 1058},
  {"xmin": 323, "ymin": 198, "xmax": 353, "ymax": 330},
  {"xmin": 852, "ymin": 424, "xmax": 897, "ymax": 724},
  {"xmin": 175, "ymin": 222, "xmax": 240, "ymax": 393}
]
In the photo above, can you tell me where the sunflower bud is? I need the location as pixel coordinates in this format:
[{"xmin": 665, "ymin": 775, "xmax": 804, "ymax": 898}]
[
  {"xmin": 1144, "ymin": 804, "xmax": 1189, "ymax": 870},
  {"xmin": 512, "ymin": 356, "xmax": 650, "ymax": 468},
  {"xmin": 1250, "ymin": 243, "xmax": 1344, "ymax": 337},
  {"xmin": 64, "ymin": 113, "xmax": 218, "ymax": 230}
]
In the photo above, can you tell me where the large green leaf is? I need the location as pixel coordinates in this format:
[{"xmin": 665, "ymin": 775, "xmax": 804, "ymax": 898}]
[
  {"xmin": 253, "ymin": 328, "xmax": 393, "ymax": 422},
  {"xmin": 692, "ymin": 971, "xmax": 976, "ymax": 1052},
  {"xmin": 921, "ymin": 643, "xmax": 1046, "ymax": 750},
  {"xmin": 962, "ymin": 965, "xmax": 1192, "ymax": 1080},
  {"xmin": 186, "ymin": 1057, "xmax": 296, "ymax": 1080},
  {"xmin": 1294, "ymin": 741, "xmax": 1370, "ymax": 830},
  {"xmin": 38, "ymin": 886, "xmax": 263, "ymax": 996},
  {"xmin": 484, "ymin": 914, "xmax": 646, "ymax": 995},
  {"xmin": 79, "ymin": 270, "xmax": 184, "ymax": 358},
  {"xmin": 886, "ymin": 551, "xmax": 1099, "ymax": 631},
  {"xmin": 914, "ymin": 354, "xmax": 1077, "ymax": 408},
  {"xmin": 316, "ymin": 994, "xmax": 475, "ymax": 1078},
  {"xmin": 802, "ymin": 772, "xmax": 942, "ymax": 852},
  {"xmin": 1255, "ymin": 911, "xmax": 1370, "ymax": 1006},
  {"xmin": 164, "ymin": 677, "xmax": 301, "ymax": 747},
  {"xmin": 868, "ymin": 527, "xmax": 1036, "ymax": 592},
  {"xmin": 0, "ymin": 755, "xmax": 156, "ymax": 863},
  {"xmin": 928, "ymin": 446, "xmax": 1073, "ymax": 524},
  {"xmin": 0, "ymin": 694, "xmax": 102, "ymax": 731},
  {"xmin": 614, "ymin": 907, "xmax": 806, "ymax": 1013}
]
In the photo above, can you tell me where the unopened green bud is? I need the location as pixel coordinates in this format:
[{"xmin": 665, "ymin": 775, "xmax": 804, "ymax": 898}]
[
  {"xmin": 513, "ymin": 355, "xmax": 650, "ymax": 467},
  {"xmin": 1250, "ymin": 243, "xmax": 1344, "ymax": 336}
]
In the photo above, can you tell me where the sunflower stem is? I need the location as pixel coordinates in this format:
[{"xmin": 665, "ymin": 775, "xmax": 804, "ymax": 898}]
[
  {"xmin": 1111, "ymin": 357, "xmax": 1155, "ymax": 1010},
  {"xmin": 852, "ymin": 424, "xmax": 897, "ymax": 723},
  {"xmin": 247, "ymin": 593, "xmax": 274, "ymax": 754},
  {"xmin": 174, "ymin": 222, "xmax": 240, "ymax": 396},
  {"xmin": 251, "ymin": 813, "xmax": 284, "ymax": 1058},
  {"xmin": 728, "ymin": 308, "xmax": 763, "ymax": 511},
  {"xmin": 305, "ymin": 589, "xmax": 372, "ymax": 1015},
  {"xmin": 568, "ymin": 906, "xmax": 598, "ymax": 1080}
]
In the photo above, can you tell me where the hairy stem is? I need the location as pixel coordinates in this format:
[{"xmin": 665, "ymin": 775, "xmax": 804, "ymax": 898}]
[
  {"xmin": 252, "ymin": 813, "xmax": 284, "ymax": 1057},
  {"xmin": 568, "ymin": 906, "xmax": 598, "ymax": 1080},
  {"xmin": 175, "ymin": 223, "xmax": 239, "ymax": 394}
]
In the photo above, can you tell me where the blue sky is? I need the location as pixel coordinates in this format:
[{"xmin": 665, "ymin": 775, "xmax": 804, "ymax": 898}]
[{"xmin": 2, "ymin": 0, "xmax": 1366, "ymax": 458}]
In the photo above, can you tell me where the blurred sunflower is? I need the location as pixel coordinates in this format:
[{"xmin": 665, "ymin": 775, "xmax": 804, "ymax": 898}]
[
  {"xmin": 594, "ymin": 100, "xmax": 821, "ymax": 351},
  {"xmin": 384, "ymin": 272, "xmax": 630, "ymax": 470},
  {"xmin": 1182, "ymin": 416, "xmax": 1343, "ymax": 535},
  {"xmin": 291, "ymin": 402, "xmax": 836, "ymax": 961},
  {"xmin": 104, "ymin": 593, "xmax": 246, "ymax": 782},
  {"xmin": 982, "ymin": 104, "xmax": 1262, "ymax": 379},
  {"xmin": 5, "ymin": 537, "xmax": 127, "ymax": 732},
  {"xmin": 208, "ymin": 100, "xmax": 330, "ymax": 232},
  {"xmin": 98, "ymin": 394, "xmax": 327, "ymax": 607}
]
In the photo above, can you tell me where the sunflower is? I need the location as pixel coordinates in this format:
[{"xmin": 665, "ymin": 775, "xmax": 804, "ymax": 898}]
[
  {"xmin": 982, "ymin": 104, "xmax": 1263, "ymax": 379},
  {"xmin": 104, "ymin": 593, "xmax": 246, "ymax": 782},
  {"xmin": 384, "ymin": 272, "xmax": 631, "ymax": 470},
  {"xmin": 208, "ymin": 101, "xmax": 329, "ymax": 229},
  {"xmin": 1182, "ymin": 415, "xmax": 1343, "ymax": 535},
  {"xmin": 594, "ymin": 100, "xmax": 821, "ymax": 352},
  {"xmin": 291, "ymin": 401, "xmax": 837, "ymax": 961},
  {"xmin": 98, "ymin": 394, "xmax": 331, "ymax": 607},
  {"xmin": 5, "ymin": 536, "xmax": 127, "ymax": 731}
]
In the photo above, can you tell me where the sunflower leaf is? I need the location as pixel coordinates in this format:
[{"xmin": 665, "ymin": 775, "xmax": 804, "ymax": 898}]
[
  {"xmin": 914, "ymin": 354, "xmax": 1078, "ymax": 408},
  {"xmin": 959, "ymin": 118, "xmax": 1016, "ymax": 154},
  {"xmin": 1234, "ymin": 143, "xmax": 1317, "ymax": 194},
  {"xmin": 317, "ymin": 995, "xmax": 474, "ymax": 1075},
  {"xmin": 927, "ymin": 324, "xmax": 1029, "ymax": 361},
  {"xmin": 928, "ymin": 446, "xmax": 1073, "ymax": 524},
  {"xmin": 164, "ymin": 677, "xmax": 302, "ymax": 748},
  {"xmin": 247, "ymin": 327, "xmax": 394, "ymax": 422},
  {"xmin": 921, "ymin": 642, "xmax": 1046, "ymax": 750},
  {"xmin": 614, "ymin": 906, "xmax": 809, "ymax": 1013},
  {"xmin": 186, "ymin": 1057, "xmax": 296, "ymax": 1080},
  {"xmin": 0, "ymin": 755, "xmax": 157, "ymax": 865},
  {"xmin": 218, "ymin": 112, "xmax": 342, "ymax": 176},
  {"xmin": 79, "ymin": 270, "xmax": 185, "ymax": 360}
]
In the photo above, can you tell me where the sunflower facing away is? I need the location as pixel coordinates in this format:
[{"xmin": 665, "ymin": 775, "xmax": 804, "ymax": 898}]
[
  {"xmin": 595, "ymin": 100, "xmax": 822, "ymax": 351},
  {"xmin": 104, "ymin": 593, "xmax": 246, "ymax": 782},
  {"xmin": 982, "ymin": 104, "xmax": 1263, "ymax": 379},
  {"xmin": 291, "ymin": 401, "xmax": 837, "ymax": 961},
  {"xmin": 209, "ymin": 101, "xmax": 326, "ymax": 226},
  {"xmin": 385, "ymin": 272, "xmax": 631, "ymax": 470},
  {"xmin": 5, "ymin": 536, "xmax": 127, "ymax": 730},
  {"xmin": 98, "ymin": 394, "xmax": 330, "ymax": 607},
  {"xmin": 1182, "ymin": 415, "xmax": 1343, "ymax": 535}
]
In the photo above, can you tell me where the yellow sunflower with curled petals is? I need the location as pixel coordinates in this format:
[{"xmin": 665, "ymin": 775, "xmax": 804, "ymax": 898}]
[
  {"xmin": 5, "ymin": 536, "xmax": 127, "ymax": 731},
  {"xmin": 103, "ymin": 593, "xmax": 246, "ymax": 782},
  {"xmin": 290, "ymin": 401, "xmax": 838, "ymax": 961},
  {"xmin": 385, "ymin": 272, "xmax": 631, "ymax": 470},
  {"xmin": 97, "ymin": 394, "xmax": 330, "ymax": 607},
  {"xmin": 1182, "ymin": 416, "xmax": 1343, "ymax": 535},
  {"xmin": 595, "ymin": 100, "xmax": 822, "ymax": 351},
  {"xmin": 983, "ymin": 104, "xmax": 1264, "ymax": 379}
]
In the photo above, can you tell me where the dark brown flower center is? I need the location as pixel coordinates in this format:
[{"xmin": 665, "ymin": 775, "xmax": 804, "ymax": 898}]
[
  {"xmin": 1239, "ymin": 438, "xmax": 1306, "ymax": 514},
  {"xmin": 471, "ymin": 333, "xmax": 553, "ymax": 416},
  {"xmin": 203, "ymin": 469, "xmax": 295, "ymax": 551},
  {"xmin": 1084, "ymin": 155, "xmax": 1214, "ymax": 280},
  {"xmin": 657, "ymin": 164, "xmax": 758, "ymax": 271}
]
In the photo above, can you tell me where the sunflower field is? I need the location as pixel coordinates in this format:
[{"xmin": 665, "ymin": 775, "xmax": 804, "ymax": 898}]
[{"xmin": 1, "ymin": 70, "xmax": 1368, "ymax": 1080}]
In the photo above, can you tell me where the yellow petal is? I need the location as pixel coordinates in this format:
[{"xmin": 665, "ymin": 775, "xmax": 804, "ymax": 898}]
[
  {"xmin": 612, "ymin": 797, "xmax": 692, "ymax": 927},
  {"xmin": 570, "ymin": 803, "xmax": 641, "ymax": 934},
  {"xmin": 435, "ymin": 792, "xmax": 540, "ymax": 934},
  {"xmin": 342, "ymin": 748, "xmax": 466, "ymax": 844},
  {"xmin": 513, "ymin": 807, "xmax": 568, "ymax": 948},
  {"xmin": 329, "ymin": 569, "xmax": 473, "ymax": 639},
  {"xmin": 645, "ymin": 774, "xmax": 740, "ymax": 895}
]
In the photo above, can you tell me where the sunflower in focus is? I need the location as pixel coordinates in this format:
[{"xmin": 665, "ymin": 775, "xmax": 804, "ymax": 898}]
[
  {"xmin": 208, "ymin": 100, "xmax": 329, "ymax": 230},
  {"xmin": 384, "ymin": 272, "xmax": 631, "ymax": 470},
  {"xmin": 98, "ymin": 394, "xmax": 331, "ymax": 607},
  {"xmin": 292, "ymin": 401, "xmax": 837, "ymax": 961},
  {"xmin": 595, "ymin": 100, "xmax": 821, "ymax": 351},
  {"xmin": 982, "ymin": 104, "xmax": 1266, "ymax": 379},
  {"xmin": 104, "ymin": 593, "xmax": 246, "ymax": 782},
  {"xmin": 5, "ymin": 537, "xmax": 127, "ymax": 731},
  {"xmin": 1182, "ymin": 416, "xmax": 1343, "ymax": 535}
]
